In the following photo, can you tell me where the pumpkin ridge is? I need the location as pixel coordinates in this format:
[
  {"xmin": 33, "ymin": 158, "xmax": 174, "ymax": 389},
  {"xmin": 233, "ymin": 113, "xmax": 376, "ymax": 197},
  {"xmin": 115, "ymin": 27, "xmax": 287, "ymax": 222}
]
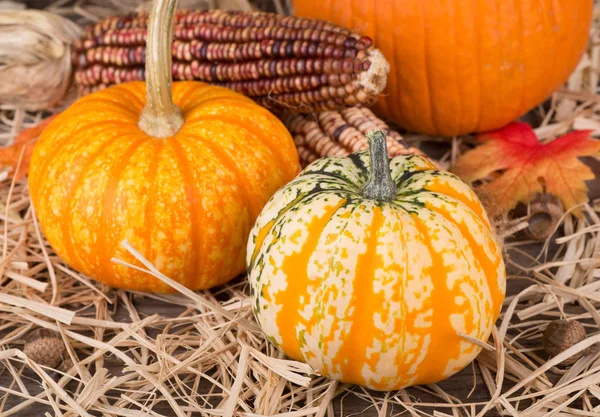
[
  {"xmin": 96, "ymin": 137, "xmax": 149, "ymax": 289},
  {"xmin": 347, "ymin": 152, "xmax": 369, "ymax": 181},
  {"xmin": 418, "ymin": 204, "xmax": 485, "ymax": 370},
  {"xmin": 421, "ymin": 205, "xmax": 485, "ymax": 341},
  {"xmin": 329, "ymin": 203, "xmax": 388, "ymax": 388},
  {"xmin": 33, "ymin": 120, "xmax": 132, "ymax": 195},
  {"xmin": 419, "ymin": 1, "xmax": 436, "ymax": 134},
  {"xmin": 187, "ymin": 114, "xmax": 292, "ymax": 178},
  {"xmin": 177, "ymin": 93, "xmax": 253, "ymax": 115},
  {"xmin": 93, "ymin": 82, "xmax": 147, "ymax": 109},
  {"xmin": 302, "ymin": 156, "xmax": 367, "ymax": 186},
  {"xmin": 305, "ymin": 201, "xmax": 360, "ymax": 375},
  {"xmin": 472, "ymin": 0, "xmax": 484, "ymax": 132},
  {"xmin": 513, "ymin": 0, "xmax": 526, "ymax": 132},
  {"xmin": 298, "ymin": 172, "xmax": 358, "ymax": 189},
  {"xmin": 409, "ymin": 213, "xmax": 464, "ymax": 385},
  {"xmin": 381, "ymin": 203, "xmax": 437, "ymax": 387},
  {"xmin": 170, "ymin": 82, "xmax": 214, "ymax": 110},
  {"xmin": 423, "ymin": 202, "xmax": 504, "ymax": 318},
  {"xmin": 387, "ymin": 199, "xmax": 425, "ymax": 216},
  {"xmin": 300, "ymin": 156, "xmax": 365, "ymax": 184},
  {"xmin": 31, "ymin": 122, "xmax": 97, "ymax": 208},
  {"xmin": 422, "ymin": 177, "xmax": 489, "ymax": 228},
  {"xmin": 179, "ymin": 131, "xmax": 260, "ymax": 220},
  {"xmin": 273, "ymin": 198, "xmax": 347, "ymax": 362},
  {"xmin": 388, "ymin": 0, "xmax": 400, "ymax": 125},
  {"xmin": 85, "ymin": 85, "xmax": 146, "ymax": 112},
  {"xmin": 143, "ymin": 140, "xmax": 163, "ymax": 291},
  {"xmin": 168, "ymin": 138, "xmax": 206, "ymax": 289},
  {"xmin": 389, "ymin": 155, "xmax": 438, "ymax": 183},
  {"xmin": 78, "ymin": 97, "xmax": 142, "ymax": 120},
  {"xmin": 56, "ymin": 130, "xmax": 136, "ymax": 276},
  {"xmin": 248, "ymin": 190, "xmax": 305, "ymax": 271},
  {"xmin": 392, "ymin": 170, "xmax": 428, "ymax": 189},
  {"xmin": 388, "ymin": 206, "xmax": 412, "ymax": 389},
  {"xmin": 538, "ymin": 0, "xmax": 557, "ymax": 106},
  {"xmin": 248, "ymin": 178, "xmax": 357, "ymax": 273},
  {"xmin": 126, "ymin": 81, "xmax": 148, "ymax": 107},
  {"xmin": 251, "ymin": 190, "xmax": 347, "ymax": 284},
  {"xmin": 449, "ymin": 0, "xmax": 459, "ymax": 133}
]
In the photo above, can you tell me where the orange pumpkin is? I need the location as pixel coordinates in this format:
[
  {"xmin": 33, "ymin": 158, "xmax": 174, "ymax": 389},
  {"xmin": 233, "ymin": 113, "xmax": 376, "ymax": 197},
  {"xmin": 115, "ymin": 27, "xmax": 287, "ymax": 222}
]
[
  {"xmin": 28, "ymin": 0, "xmax": 299, "ymax": 292},
  {"xmin": 294, "ymin": 0, "xmax": 593, "ymax": 136}
]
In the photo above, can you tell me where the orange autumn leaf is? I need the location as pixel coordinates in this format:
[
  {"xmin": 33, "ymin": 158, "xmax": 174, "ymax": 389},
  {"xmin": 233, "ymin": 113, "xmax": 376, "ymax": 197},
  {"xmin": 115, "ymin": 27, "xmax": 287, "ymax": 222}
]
[
  {"xmin": 452, "ymin": 122, "xmax": 600, "ymax": 217},
  {"xmin": 0, "ymin": 115, "xmax": 57, "ymax": 181}
]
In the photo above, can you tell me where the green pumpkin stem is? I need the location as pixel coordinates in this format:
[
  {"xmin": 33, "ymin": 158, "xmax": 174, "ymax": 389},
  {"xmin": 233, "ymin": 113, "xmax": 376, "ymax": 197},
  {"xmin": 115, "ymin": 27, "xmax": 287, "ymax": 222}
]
[
  {"xmin": 362, "ymin": 130, "xmax": 397, "ymax": 202},
  {"xmin": 138, "ymin": 0, "xmax": 183, "ymax": 138}
]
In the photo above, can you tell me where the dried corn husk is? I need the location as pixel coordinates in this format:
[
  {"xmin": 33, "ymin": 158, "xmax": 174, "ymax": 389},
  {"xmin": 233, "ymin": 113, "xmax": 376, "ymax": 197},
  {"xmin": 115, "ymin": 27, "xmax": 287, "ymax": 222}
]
[
  {"xmin": 0, "ymin": 10, "xmax": 81, "ymax": 110},
  {"xmin": 104, "ymin": 0, "xmax": 253, "ymax": 13},
  {"xmin": 0, "ymin": 1, "xmax": 25, "ymax": 10}
]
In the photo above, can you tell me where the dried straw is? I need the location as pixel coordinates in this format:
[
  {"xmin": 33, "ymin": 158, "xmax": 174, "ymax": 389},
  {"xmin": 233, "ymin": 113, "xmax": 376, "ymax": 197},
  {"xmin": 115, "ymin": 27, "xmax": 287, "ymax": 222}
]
[{"xmin": 0, "ymin": 0, "xmax": 599, "ymax": 416}]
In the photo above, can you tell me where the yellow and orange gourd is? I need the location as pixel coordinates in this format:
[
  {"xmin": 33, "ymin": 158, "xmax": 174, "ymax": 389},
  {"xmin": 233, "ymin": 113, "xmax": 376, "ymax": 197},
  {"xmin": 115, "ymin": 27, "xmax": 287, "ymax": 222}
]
[
  {"xmin": 28, "ymin": 0, "xmax": 299, "ymax": 292},
  {"xmin": 247, "ymin": 131, "xmax": 506, "ymax": 390},
  {"xmin": 294, "ymin": 0, "xmax": 593, "ymax": 136}
]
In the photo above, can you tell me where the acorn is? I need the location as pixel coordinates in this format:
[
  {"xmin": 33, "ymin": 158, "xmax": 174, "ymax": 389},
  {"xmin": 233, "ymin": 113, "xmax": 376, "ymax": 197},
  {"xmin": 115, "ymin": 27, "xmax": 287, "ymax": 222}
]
[
  {"xmin": 525, "ymin": 193, "xmax": 564, "ymax": 241},
  {"xmin": 23, "ymin": 328, "xmax": 65, "ymax": 368},
  {"xmin": 543, "ymin": 320, "xmax": 594, "ymax": 366},
  {"xmin": 58, "ymin": 357, "xmax": 74, "ymax": 373}
]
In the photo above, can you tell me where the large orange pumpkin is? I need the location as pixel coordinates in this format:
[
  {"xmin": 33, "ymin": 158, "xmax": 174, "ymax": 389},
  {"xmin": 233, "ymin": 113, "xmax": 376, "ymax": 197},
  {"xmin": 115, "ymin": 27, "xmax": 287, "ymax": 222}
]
[
  {"xmin": 28, "ymin": 0, "xmax": 299, "ymax": 292},
  {"xmin": 294, "ymin": 0, "xmax": 593, "ymax": 136}
]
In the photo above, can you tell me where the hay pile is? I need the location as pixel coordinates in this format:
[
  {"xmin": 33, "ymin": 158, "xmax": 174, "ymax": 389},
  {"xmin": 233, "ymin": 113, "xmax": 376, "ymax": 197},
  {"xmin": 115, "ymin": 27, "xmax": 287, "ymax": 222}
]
[{"xmin": 0, "ymin": 1, "xmax": 599, "ymax": 416}]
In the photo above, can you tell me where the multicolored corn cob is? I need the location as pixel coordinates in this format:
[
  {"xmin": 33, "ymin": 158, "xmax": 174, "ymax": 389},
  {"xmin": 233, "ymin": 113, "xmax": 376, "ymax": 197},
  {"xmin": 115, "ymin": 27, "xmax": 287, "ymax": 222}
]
[
  {"xmin": 284, "ymin": 106, "xmax": 431, "ymax": 167},
  {"xmin": 73, "ymin": 9, "xmax": 389, "ymax": 113}
]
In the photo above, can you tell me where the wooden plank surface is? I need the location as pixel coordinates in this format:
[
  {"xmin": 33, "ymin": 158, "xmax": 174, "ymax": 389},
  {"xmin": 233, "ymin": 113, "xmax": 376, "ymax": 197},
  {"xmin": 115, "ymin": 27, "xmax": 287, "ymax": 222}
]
[{"xmin": 1, "ymin": 2, "xmax": 600, "ymax": 415}]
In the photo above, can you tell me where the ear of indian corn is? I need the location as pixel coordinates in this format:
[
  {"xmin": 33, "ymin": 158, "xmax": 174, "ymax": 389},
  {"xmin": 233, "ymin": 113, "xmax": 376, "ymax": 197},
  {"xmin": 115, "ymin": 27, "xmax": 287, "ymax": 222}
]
[
  {"xmin": 284, "ymin": 106, "xmax": 432, "ymax": 167},
  {"xmin": 73, "ymin": 9, "xmax": 389, "ymax": 113}
]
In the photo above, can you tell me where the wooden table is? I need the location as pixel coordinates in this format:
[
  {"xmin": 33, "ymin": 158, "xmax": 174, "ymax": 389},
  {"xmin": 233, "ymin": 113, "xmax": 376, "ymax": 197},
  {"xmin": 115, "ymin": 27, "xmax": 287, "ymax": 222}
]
[{"xmin": 2, "ymin": 1, "xmax": 600, "ymax": 414}]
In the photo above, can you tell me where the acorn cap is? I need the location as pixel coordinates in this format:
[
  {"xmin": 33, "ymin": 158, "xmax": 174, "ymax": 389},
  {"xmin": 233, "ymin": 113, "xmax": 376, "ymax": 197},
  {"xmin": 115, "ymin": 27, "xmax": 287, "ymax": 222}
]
[
  {"xmin": 526, "ymin": 193, "xmax": 564, "ymax": 241},
  {"xmin": 58, "ymin": 357, "xmax": 74, "ymax": 373},
  {"xmin": 23, "ymin": 328, "xmax": 65, "ymax": 368},
  {"xmin": 542, "ymin": 320, "xmax": 591, "ymax": 366}
]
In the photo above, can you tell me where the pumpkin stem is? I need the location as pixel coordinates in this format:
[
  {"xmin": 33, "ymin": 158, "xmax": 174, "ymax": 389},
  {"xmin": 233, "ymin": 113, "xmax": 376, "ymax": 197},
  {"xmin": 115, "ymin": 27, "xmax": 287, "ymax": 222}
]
[
  {"xmin": 138, "ymin": 0, "xmax": 183, "ymax": 138},
  {"xmin": 362, "ymin": 130, "xmax": 397, "ymax": 202}
]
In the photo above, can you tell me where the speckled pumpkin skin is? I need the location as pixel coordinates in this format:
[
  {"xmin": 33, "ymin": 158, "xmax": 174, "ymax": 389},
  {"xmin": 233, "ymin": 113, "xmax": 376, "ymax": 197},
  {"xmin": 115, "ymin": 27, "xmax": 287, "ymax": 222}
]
[
  {"xmin": 29, "ymin": 81, "xmax": 299, "ymax": 293},
  {"xmin": 247, "ymin": 152, "xmax": 506, "ymax": 391}
]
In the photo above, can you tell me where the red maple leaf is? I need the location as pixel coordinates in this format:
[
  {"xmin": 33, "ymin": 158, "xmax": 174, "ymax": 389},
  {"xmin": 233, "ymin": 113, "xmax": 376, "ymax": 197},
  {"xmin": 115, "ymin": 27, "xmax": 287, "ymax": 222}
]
[
  {"xmin": 452, "ymin": 122, "xmax": 600, "ymax": 217},
  {"xmin": 0, "ymin": 115, "xmax": 57, "ymax": 181}
]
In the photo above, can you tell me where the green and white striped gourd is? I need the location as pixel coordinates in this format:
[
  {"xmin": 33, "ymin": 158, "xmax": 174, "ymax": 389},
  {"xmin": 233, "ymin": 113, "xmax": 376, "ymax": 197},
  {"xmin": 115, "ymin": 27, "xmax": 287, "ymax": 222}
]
[{"xmin": 247, "ymin": 130, "xmax": 506, "ymax": 391}]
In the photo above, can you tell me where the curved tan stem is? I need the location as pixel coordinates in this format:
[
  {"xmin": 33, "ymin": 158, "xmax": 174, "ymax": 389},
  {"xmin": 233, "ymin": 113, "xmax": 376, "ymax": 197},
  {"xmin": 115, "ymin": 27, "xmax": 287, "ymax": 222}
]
[{"xmin": 138, "ymin": 0, "xmax": 183, "ymax": 138}]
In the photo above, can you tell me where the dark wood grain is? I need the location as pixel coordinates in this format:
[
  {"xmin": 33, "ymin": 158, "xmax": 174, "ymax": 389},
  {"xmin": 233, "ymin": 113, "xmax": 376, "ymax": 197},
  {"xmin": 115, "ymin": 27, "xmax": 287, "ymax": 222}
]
[{"xmin": 2, "ymin": 1, "xmax": 600, "ymax": 415}]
